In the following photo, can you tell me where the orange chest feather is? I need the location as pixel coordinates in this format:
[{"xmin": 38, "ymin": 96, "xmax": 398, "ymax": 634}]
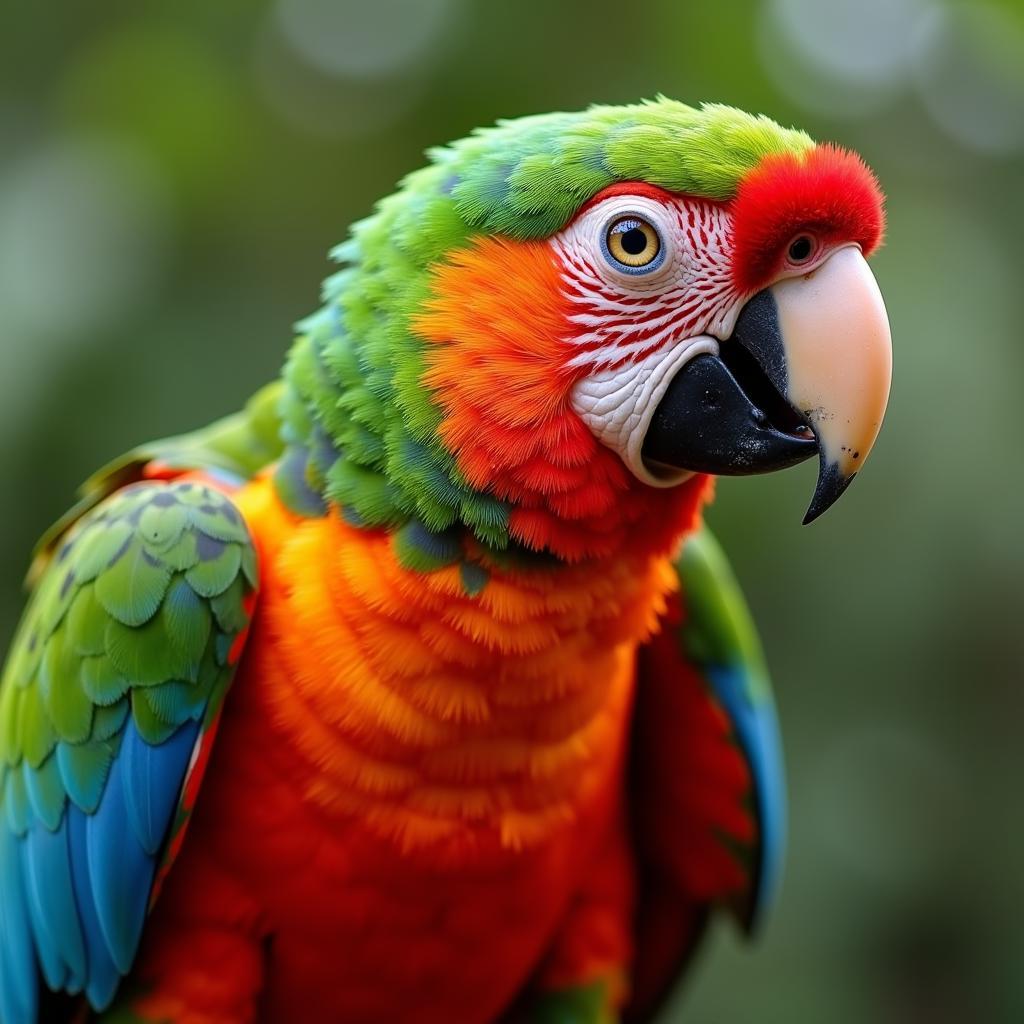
[{"xmin": 225, "ymin": 476, "xmax": 679, "ymax": 857}]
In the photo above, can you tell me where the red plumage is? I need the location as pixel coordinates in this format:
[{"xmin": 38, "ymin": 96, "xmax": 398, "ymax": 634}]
[{"xmin": 730, "ymin": 144, "xmax": 886, "ymax": 294}]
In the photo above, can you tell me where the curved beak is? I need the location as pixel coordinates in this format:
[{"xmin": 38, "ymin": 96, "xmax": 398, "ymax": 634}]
[{"xmin": 642, "ymin": 246, "xmax": 892, "ymax": 523}]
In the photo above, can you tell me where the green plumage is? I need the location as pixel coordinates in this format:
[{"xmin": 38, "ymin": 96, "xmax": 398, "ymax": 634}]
[
  {"xmin": 0, "ymin": 481, "xmax": 257, "ymax": 836},
  {"xmin": 30, "ymin": 382, "xmax": 283, "ymax": 584},
  {"xmin": 274, "ymin": 100, "xmax": 815, "ymax": 556},
  {"xmin": 677, "ymin": 528, "xmax": 771, "ymax": 700}
]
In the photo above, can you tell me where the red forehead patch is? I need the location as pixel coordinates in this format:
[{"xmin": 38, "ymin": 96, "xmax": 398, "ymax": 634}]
[{"xmin": 730, "ymin": 144, "xmax": 885, "ymax": 294}]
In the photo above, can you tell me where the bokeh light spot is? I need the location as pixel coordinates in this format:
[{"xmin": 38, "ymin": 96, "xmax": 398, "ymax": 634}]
[
  {"xmin": 0, "ymin": 139, "xmax": 170, "ymax": 342},
  {"xmin": 760, "ymin": 0, "xmax": 939, "ymax": 119},
  {"xmin": 911, "ymin": 3, "xmax": 1024, "ymax": 155},
  {"xmin": 253, "ymin": 22, "xmax": 425, "ymax": 139},
  {"xmin": 0, "ymin": 138, "xmax": 171, "ymax": 428},
  {"xmin": 275, "ymin": 0, "xmax": 458, "ymax": 80},
  {"xmin": 768, "ymin": 0, "xmax": 932, "ymax": 86}
]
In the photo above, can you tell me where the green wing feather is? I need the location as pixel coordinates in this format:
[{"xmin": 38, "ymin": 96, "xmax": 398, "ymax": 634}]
[{"xmin": 676, "ymin": 529, "xmax": 772, "ymax": 701}]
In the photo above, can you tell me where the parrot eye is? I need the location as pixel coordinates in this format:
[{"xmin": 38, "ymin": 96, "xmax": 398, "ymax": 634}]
[
  {"xmin": 786, "ymin": 233, "xmax": 817, "ymax": 265},
  {"xmin": 602, "ymin": 215, "xmax": 665, "ymax": 274}
]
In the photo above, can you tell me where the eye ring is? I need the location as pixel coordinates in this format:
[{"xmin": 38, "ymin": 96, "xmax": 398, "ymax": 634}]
[
  {"xmin": 787, "ymin": 233, "xmax": 817, "ymax": 265},
  {"xmin": 601, "ymin": 214, "xmax": 666, "ymax": 275}
]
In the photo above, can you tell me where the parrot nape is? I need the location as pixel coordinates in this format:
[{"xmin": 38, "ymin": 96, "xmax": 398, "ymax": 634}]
[{"xmin": 0, "ymin": 99, "xmax": 891, "ymax": 1024}]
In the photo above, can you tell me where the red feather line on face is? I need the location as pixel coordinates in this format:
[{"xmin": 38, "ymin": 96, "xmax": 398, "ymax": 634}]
[
  {"xmin": 573, "ymin": 180, "xmax": 681, "ymax": 217},
  {"xmin": 729, "ymin": 144, "xmax": 886, "ymax": 295}
]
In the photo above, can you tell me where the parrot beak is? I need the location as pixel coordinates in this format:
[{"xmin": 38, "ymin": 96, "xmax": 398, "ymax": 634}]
[{"xmin": 641, "ymin": 245, "xmax": 892, "ymax": 523}]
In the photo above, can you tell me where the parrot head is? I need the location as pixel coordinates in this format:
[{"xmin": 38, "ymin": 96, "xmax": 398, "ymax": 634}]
[
  {"xmin": 555, "ymin": 147, "xmax": 889, "ymax": 525},
  {"xmin": 282, "ymin": 100, "xmax": 891, "ymax": 564}
]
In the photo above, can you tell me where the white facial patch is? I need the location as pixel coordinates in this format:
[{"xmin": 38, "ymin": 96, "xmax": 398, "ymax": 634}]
[
  {"xmin": 554, "ymin": 190, "xmax": 743, "ymax": 486},
  {"xmin": 573, "ymin": 335, "xmax": 721, "ymax": 486}
]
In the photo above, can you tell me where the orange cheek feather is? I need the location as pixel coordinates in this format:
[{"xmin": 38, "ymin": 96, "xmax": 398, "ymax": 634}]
[{"xmin": 414, "ymin": 237, "xmax": 711, "ymax": 561}]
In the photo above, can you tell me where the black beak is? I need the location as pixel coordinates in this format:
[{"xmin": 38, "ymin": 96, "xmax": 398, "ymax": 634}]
[{"xmin": 641, "ymin": 291, "xmax": 818, "ymax": 482}]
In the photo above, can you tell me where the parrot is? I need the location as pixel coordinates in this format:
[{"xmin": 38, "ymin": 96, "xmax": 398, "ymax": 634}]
[{"xmin": 0, "ymin": 98, "xmax": 891, "ymax": 1024}]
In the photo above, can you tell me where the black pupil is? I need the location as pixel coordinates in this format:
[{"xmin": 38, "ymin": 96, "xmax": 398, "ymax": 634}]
[
  {"xmin": 789, "ymin": 236, "xmax": 812, "ymax": 261},
  {"xmin": 620, "ymin": 227, "xmax": 648, "ymax": 256}
]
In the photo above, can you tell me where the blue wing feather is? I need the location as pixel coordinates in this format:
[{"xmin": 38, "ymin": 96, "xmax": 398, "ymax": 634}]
[
  {"xmin": 85, "ymin": 739, "xmax": 158, "ymax": 976},
  {"xmin": 68, "ymin": 806, "xmax": 121, "ymax": 1012},
  {"xmin": 24, "ymin": 819, "xmax": 87, "ymax": 993},
  {"xmin": 122, "ymin": 718, "xmax": 200, "ymax": 857},
  {"xmin": 0, "ymin": 828, "xmax": 38, "ymax": 1024},
  {"xmin": 703, "ymin": 663, "xmax": 786, "ymax": 928},
  {"xmin": 22, "ymin": 830, "xmax": 70, "ymax": 992}
]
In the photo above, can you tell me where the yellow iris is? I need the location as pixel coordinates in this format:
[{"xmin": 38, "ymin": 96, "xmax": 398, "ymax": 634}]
[{"xmin": 605, "ymin": 216, "xmax": 661, "ymax": 268}]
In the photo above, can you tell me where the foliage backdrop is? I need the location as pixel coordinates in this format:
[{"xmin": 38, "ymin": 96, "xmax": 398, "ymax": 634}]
[{"xmin": 2, "ymin": 1, "xmax": 1023, "ymax": 1020}]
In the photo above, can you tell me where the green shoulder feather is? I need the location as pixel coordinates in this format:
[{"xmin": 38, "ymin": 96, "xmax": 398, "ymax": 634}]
[{"xmin": 30, "ymin": 381, "xmax": 284, "ymax": 585}]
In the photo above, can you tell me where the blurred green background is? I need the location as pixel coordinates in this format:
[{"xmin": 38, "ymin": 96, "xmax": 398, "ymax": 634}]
[{"xmin": 2, "ymin": 1, "xmax": 1023, "ymax": 1021}]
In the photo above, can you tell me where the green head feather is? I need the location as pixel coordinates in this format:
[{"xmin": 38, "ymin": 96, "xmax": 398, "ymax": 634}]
[{"xmin": 275, "ymin": 99, "xmax": 815, "ymax": 565}]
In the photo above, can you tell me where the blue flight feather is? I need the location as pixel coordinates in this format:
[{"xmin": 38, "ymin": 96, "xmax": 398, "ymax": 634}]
[
  {"xmin": 68, "ymin": 807, "xmax": 122, "ymax": 1011},
  {"xmin": 85, "ymin": 749, "xmax": 155, "ymax": 975},
  {"xmin": 20, "ymin": 834, "xmax": 67, "ymax": 991},
  {"xmin": 122, "ymin": 718, "xmax": 200, "ymax": 856},
  {"xmin": 705, "ymin": 664, "xmax": 786, "ymax": 928},
  {"xmin": 0, "ymin": 828, "xmax": 38, "ymax": 1024},
  {"xmin": 25, "ymin": 818, "xmax": 87, "ymax": 993}
]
